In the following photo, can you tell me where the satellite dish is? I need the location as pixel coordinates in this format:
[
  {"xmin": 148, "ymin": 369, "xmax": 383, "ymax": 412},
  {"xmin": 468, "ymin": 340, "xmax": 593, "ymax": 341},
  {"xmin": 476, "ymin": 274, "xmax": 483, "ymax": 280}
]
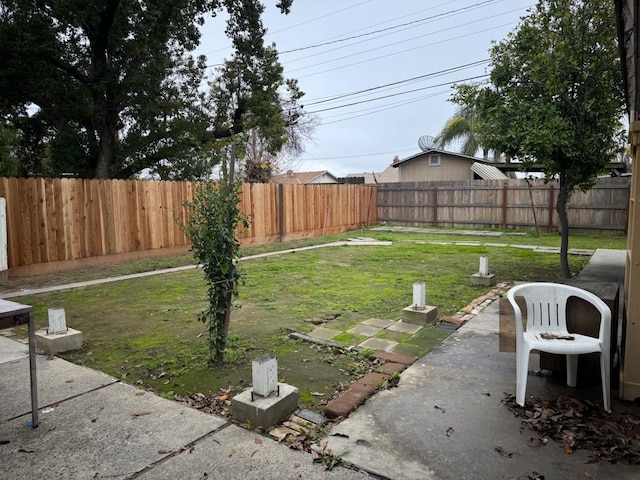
[{"xmin": 418, "ymin": 135, "xmax": 435, "ymax": 151}]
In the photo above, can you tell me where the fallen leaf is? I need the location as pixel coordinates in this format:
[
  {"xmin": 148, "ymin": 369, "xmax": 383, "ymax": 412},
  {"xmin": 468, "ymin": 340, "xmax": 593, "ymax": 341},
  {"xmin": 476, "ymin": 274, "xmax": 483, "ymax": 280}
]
[
  {"xmin": 294, "ymin": 463, "xmax": 301, "ymax": 468},
  {"xmin": 65, "ymin": 379, "xmax": 74, "ymax": 383},
  {"xmin": 131, "ymin": 411, "xmax": 152, "ymax": 417},
  {"xmin": 218, "ymin": 395, "xmax": 228, "ymax": 402},
  {"xmin": 446, "ymin": 427, "xmax": 454, "ymax": 437},
  {"xmin": 494, "ymin": 445, "xmax": 516, "ymax": 458},
  {"xmin": 135, "ymin": 391, "xmax": 145, "ymax": 396},
  {"xmin": 19, "ymin": 445, "xmax": 38, "ymax": 453},
  {"xmin": 254, "ymin": 438, "xmax": 262, "ymax": 445},
  {"xmin": 526, "ymin": 437, "xmax": 545, "ymax": 448},
  {"xmin": 583, "ymin": 472, "xmax": 594, "ymax": 480},
  {"xmin": 564, "ymin": 445, "xmax": 574, "ymax": 454},
  {"xmin": 229, "ymin": 449, "xmax": 236, "ymax": 457}
]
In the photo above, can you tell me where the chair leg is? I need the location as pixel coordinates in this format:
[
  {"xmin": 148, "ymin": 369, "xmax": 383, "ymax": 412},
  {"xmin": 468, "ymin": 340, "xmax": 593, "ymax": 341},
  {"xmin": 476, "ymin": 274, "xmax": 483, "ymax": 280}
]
[
  {"xmin": 516, "ymin": 347, "xmax": 530, "ymax": 407},
  {"xmin": 600, "ymin": 351, "xmax": 611, "ymax": 413},
  {"xmin": 566, "ymin": 354, "xmax": 578, "ymax": 387}
]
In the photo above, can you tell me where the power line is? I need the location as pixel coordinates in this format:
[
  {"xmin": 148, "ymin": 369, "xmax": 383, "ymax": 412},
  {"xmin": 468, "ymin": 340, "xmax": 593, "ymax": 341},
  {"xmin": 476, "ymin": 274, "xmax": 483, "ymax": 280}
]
[
  {"xmin": 303, "ymin": 60, "xmax": 489, "ymax": 106},
  {"xmin": 293, "ymin": 21, "xmax": 515, "ymax": 79},
  {"xmin": 318, "ymin": 89, "xmax": 453, "ymax": 126},
  {"xmin": 306, "ymin": 75, "xmax": 489, "ymax": 114},
  {"xmin": 279, "ymin": 0, "xmax": 503, "ymax": 54},
  {"xmin": 284, "ymin": 6, "xmax": 528, "ymax": 68}
]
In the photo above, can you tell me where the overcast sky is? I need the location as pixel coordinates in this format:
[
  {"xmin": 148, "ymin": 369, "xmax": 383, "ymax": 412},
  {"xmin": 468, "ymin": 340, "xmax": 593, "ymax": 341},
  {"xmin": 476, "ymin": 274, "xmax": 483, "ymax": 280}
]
[{"xmin": 196, "ymin": 0, "xmax": 534, "ymax": 177}]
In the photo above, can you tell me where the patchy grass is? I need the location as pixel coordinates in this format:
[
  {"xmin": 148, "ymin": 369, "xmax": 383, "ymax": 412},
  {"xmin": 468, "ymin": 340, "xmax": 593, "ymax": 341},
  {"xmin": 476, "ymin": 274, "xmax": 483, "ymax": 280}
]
[{"xmin": 5, "ymin": 228, "xmax": 615, "ymax": 414}]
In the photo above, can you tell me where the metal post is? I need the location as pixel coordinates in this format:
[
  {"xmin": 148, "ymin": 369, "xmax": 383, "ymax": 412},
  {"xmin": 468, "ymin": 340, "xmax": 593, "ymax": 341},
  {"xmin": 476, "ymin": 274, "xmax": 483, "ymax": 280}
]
[{"xmin": 28, "ymin": 309, "xmax": 39, "ymax": 427}]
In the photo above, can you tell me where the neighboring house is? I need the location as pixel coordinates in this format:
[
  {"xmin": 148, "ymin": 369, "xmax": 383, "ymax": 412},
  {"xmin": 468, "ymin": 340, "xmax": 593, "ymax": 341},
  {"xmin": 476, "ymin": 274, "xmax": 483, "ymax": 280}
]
[
  {"xmin": 271, "ymin": 170, "xmax": 339, "ymax": 185},
  {"xmin": 346, "ymin": 164, "xmax": 399, "ymax": 184},
  {"xmin": 392, "ymin": 148, "xmax": 507, "ymax": 182}
]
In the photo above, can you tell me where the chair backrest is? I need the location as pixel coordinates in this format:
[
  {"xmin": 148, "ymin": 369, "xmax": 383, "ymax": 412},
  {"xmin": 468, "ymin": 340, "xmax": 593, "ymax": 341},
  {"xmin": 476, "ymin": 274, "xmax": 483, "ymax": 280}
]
[{"xmin": 507, "ymin": 282, "xmax": 611, "ymax": 343}]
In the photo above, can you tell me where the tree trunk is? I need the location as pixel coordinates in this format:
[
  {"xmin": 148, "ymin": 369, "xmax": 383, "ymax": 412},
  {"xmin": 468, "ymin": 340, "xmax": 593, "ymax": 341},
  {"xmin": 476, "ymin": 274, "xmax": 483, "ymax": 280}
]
[
  {"xmin": 556, "ymin": 171, "xmax": 571, "ymax": 278},
  {"xmin": 216, "ymin": 142, "xmax": 239, "ymax": 362},
  {"xmin": 94, "ymin": 132, "xmax": 115, "ymax": 179}
]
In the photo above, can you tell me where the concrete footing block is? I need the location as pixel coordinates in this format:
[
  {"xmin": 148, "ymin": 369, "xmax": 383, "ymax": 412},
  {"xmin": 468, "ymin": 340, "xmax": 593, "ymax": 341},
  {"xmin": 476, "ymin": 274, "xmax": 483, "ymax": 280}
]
[
  {"xmin": 402, "ymin": 305, "xmax": 438, "ymax": 325},
  {"xmin": 232, "ymin": 383, "xmax": 299, "ymax": 429},
  {"xmin": 35, "ymin": 328, "xmax": 83, "ymax": 354},
  {"xmin": 471, "ymin": 273, "xmax": 496, "ymax": 286}
]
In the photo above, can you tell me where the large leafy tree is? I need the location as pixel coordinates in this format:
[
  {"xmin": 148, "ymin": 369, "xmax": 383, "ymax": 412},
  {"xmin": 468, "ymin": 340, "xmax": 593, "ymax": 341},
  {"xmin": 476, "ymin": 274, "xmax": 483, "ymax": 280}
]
[
  {"xmin": 0, "ymin": 0, "xmax": 293, "ymax": 179},
  {"xmin": 453, "ymin": 0, "xmax": 625, "ymax": 277}
]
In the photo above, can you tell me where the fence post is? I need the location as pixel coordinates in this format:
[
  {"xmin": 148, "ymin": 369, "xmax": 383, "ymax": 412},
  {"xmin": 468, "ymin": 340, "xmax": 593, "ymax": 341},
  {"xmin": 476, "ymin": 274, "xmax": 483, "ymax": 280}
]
[
  {"xmin": 0, "ymin": 197, "xmax": 7, "ymax": 280},
  {"xmin": 432, "ymin": 187, "xmax": 438, "ymax": 227},
  {"xmin": 278, "ymin": 183, "xmax": 284, "ymax": 243},
  {"xmin": 548, "ymin": 184, "xmax": 555, "ymax": 232},
  {"xmin": 502, "ymin": 185, "xmax": 508, "ymax": 229}
]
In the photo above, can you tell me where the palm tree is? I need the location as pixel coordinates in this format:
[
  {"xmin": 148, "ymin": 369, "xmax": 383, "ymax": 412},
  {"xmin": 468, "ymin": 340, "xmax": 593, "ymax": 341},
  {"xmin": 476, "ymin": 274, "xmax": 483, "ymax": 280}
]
[{"xmin": 434, "ymin": 105, "xmax": 488, "ymax": 159}]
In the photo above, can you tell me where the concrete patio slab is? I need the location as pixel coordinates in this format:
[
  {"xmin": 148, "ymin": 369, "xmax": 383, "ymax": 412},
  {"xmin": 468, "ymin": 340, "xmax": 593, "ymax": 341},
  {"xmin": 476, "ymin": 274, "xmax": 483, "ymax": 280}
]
[
  {"xmin": 0, "ymin": 382, "xmax": 226, "ymax": 479},
  {"xmin": 0, "ymin": 354, "xmax": 116, "ymax": 422},
  {"xmin": 137, "ymin": 423, "xmax": 366, "ymax": 480}
]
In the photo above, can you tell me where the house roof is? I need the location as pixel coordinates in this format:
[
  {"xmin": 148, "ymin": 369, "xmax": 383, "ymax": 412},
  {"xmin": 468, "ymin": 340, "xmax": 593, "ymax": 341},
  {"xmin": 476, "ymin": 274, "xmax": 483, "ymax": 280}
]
[
  {"xmin": 470, "ymin": 162, "xmax": 509, "ymax": 180},
  {"xmin": 392, "ymin": 148, "xmax": 487, "ymax": 168},
  {"xmin": 272, "ymin": 170, "xmax": 338, "ymax": 184},
  {"xmin": 346, "ymin": 165, "xmax": 398, "ymax": 184}
]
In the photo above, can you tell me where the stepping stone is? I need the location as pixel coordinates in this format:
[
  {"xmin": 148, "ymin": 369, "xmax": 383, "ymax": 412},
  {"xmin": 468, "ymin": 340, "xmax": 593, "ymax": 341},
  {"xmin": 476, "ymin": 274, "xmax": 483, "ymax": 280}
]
[
  {"xmin": 386, "ymin": 322, "xmax": 422, "ymax": 334},
  {"xmin": 358, "ymin": 337, "xmax": 397, "ymax": 352},
  {"xmin": 363, "ymin": 318, "xmax": 395, "ymax": 328},
  {"xmin": 347, "ymin": 324, "xmax": 381, "ymax": 337},
  {"xmin": 308, "ymin": 326, "xmax": 341, "ymax": 341}
]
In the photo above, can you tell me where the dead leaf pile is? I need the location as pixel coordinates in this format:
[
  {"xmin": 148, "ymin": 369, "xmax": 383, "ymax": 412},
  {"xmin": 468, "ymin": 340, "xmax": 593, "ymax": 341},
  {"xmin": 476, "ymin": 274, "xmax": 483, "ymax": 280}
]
[
  {"xmin": 502, "ymin": 394, "xmax": 640, "ymax": 464},
  {"xmin": 174, "ymin": 388, "xmax": 234, "ymax": 417}
]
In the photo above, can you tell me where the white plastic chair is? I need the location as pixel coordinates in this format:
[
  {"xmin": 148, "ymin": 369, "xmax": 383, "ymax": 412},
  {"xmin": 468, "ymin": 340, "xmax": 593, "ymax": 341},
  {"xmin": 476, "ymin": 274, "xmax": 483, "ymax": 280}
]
[{"xmin": 507, "ymin": 282, "xmax": 611, "ymax": 412}]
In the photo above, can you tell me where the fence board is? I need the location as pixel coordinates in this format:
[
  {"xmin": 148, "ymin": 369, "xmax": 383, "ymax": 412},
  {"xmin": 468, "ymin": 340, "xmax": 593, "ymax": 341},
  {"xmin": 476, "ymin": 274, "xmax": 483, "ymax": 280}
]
[
  {"xmin": 0, "ymin": 178, "xmax": 375, "ymax": 275},
  {"xmin": 378, "ymin": 178, "xmax": 629, "ymax": 233}
]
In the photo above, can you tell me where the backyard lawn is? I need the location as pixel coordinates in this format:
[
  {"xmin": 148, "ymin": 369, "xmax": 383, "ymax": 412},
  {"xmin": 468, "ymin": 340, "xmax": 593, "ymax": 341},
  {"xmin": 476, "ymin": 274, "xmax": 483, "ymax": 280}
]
[{"xmin": 4, "ymin": 227, "xmax": 626, "ymax": 414}]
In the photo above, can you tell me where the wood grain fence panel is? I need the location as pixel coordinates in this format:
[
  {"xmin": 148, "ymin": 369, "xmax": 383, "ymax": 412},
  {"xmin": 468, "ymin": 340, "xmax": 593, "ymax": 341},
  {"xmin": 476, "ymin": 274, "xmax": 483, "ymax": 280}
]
[
  {"xmin": 378, "ymin": 178, "xmax": 629, "ymax": 231},
  {"xmin": 237, "ymin": 183, "xmax": 252, "ymax": 241},
  {"xmin": 0, "ymin": 178, "xmax": 377, "ymax": 273},
  {"xmin": 160, "ymin": 181, "xmax": 172, "ymax": 248},
  {"xmin": 43, "ymin": 178, "xmax": 59, "ymax": 262},
  {"xmin": 101, "ymin": 180, "xmax": 116, "ymax": 255},
  {"xmin": 18, "ymin": 178, "xmax": 34, "ymax": 265},
  {"xmin": 6, "ymin": 178, "xmax": 22, "ymax": 266}
]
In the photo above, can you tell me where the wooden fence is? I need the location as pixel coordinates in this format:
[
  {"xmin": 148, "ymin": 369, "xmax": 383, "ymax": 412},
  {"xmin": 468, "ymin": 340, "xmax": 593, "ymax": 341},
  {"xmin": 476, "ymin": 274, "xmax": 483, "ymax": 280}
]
[
  {"xmin": 0, "ymin": 178, "xmax": 377, "ymax": 276},
  {"xmin": 377, "ymin": 177, "xmax": 630, "ymax": 233}
]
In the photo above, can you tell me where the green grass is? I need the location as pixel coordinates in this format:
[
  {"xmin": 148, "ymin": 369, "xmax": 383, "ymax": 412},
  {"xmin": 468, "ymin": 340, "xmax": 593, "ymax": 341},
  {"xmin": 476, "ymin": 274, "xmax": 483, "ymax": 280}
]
[{"xmin": 4, "ymin": 226, "xmax": 624, "ymax": 413}]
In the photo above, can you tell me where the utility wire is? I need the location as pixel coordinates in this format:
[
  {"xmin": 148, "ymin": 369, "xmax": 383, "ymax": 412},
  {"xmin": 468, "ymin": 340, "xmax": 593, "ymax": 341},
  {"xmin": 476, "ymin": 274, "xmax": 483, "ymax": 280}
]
[
  {"xmin": 279, "ymin": 0, "xmax": 502, "ymax": 54},
  {"xmin": 306, "ymin": 75, "xmax": 489, "ymax": 114},
  {"xmin": 284, "ymin": 6, "xmax": 528, "ymax": 67},
  {"xmin": 303, "ymin": 60, "xmax": 489, "ymax": 106},
  {"xmin": 293, "ymin": 21, "xmax": 514, "ymax": 78}
]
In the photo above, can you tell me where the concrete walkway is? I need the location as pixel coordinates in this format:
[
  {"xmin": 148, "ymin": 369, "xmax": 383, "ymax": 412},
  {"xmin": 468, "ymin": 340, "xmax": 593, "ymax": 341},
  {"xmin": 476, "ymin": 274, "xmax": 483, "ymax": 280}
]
[
  {"xmin": 0, "ymin": 335, "xmax": 368, "ymax": 479},
  {"xmin": 322, "ymin": 298, "xmax": 640, "ymax": 480}
]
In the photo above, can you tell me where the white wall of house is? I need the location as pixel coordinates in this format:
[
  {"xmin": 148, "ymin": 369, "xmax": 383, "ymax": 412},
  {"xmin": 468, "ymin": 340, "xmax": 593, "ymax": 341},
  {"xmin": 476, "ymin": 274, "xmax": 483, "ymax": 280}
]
[{"xmin": 308, "ymin": 173, "xmax": 338, "ymax": 184}]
